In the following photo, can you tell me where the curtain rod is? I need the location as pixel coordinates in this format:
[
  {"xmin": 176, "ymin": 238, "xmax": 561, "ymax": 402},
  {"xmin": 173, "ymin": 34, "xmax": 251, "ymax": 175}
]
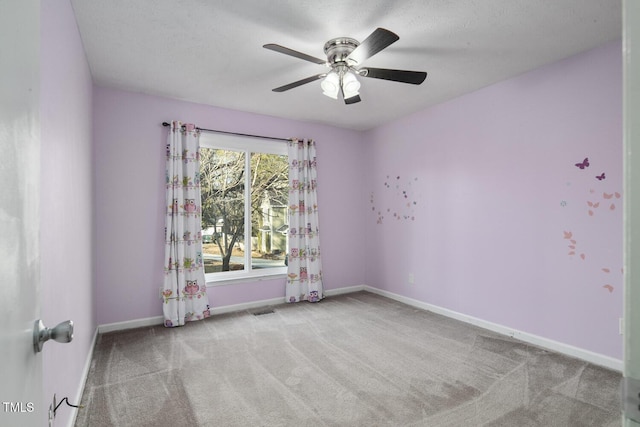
[{"xmin": 162, "ymin": 122, "xmax": 290, "ymax": 142}]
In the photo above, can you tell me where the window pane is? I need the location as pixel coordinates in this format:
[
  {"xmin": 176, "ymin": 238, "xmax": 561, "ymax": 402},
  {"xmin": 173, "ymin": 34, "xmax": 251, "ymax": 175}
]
[
  {"xmin": 250, "ymin": 152, "xmax": 289, "ymax": 270},
  {"xmin": 200, "ymin": 147, "xmax": 246, "ymax": 273}
]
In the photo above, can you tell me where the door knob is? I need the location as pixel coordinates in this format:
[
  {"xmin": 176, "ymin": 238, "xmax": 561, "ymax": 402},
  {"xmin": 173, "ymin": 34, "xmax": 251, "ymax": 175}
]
[{"xmin": 33, "ymin": 319, "xmax": 74, "ymax": 353}]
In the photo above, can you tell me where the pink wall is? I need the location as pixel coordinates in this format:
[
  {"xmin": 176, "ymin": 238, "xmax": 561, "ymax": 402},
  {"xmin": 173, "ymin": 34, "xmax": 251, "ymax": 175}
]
[
  {"xmin": 40, "ymin": 1, "xmax": 95, "ymax": 426},
  {"xmin": 92, "ymin": 88, "xmax": 366, "ymax": 325},
  {"xmin": 92, "ymin": 40, "xmax": 622, "ymax": 361},
  {"xmin": 363, "ymin": 41, "xmax": 623, "ymax": 359}
]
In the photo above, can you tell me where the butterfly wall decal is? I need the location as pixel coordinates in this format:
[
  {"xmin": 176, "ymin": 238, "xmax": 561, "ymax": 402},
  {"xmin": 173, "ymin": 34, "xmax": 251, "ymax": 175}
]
[
  {"xmin": 575, "ymin": 158, "xmax": 589, "ymax": 169},
  {"xmin": 596, "ymin": 173, "xmax": 606, "ymax": 181}
]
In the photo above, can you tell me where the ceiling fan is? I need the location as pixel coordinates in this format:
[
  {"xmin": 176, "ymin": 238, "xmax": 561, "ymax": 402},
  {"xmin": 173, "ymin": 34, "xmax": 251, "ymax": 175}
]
[{"xmin": 263, "ymin": 28, "xmax": 427, "ymax": 105}]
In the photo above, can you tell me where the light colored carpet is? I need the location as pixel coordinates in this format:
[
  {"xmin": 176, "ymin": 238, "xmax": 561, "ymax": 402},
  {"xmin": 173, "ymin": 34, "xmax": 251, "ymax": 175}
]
[{"xmin": 75, "ymin": 291, "xmax": 622, "ymax": 426}]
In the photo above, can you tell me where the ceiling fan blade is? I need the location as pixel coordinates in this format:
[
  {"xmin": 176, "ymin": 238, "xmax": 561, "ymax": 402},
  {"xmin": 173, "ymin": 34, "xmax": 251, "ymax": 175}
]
[
  {"xmin": 344, "ymin": 94, "xmax": 361, "ymax": 105},
  {"xmin": 346, "ymin": 28, "xmax": 399, "ymax": 65},
  {"xmin": 272, "ymin": 74, "xmax": 325, "ymax": 92},
  {"xmin": 339, "ymin": 81, "xmax": 361, "ymax": 105},
  {"xmin": 263, "ymin": 44, "xmax": 326, "ymax": 65},
  {"xmin": 361, "ymin": 67, "xmax": 427, "ymax": 85}
]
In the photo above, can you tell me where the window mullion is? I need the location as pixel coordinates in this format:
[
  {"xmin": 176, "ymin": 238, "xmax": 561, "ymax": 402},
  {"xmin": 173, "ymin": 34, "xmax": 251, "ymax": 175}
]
[{"xmin": 244, "ymin": 150, "xmax": 251, "ymax": 271}]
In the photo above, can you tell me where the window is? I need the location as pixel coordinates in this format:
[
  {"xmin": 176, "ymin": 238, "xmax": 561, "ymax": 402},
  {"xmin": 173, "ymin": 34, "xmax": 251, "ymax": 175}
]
[{"xmin": 199, "ymin": 133, "xmax": 289, "ymax": 283}]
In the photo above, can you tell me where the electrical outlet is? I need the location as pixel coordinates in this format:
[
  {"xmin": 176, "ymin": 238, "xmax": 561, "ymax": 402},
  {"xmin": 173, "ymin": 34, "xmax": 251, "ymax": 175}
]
[
  {"xmin": 619, "ymin": 317, "xmax": 624, "ymax": 335},
  {"xmin": 48, "ymin": 403, "xmax": 54, "ymax": 427},
  {"xmin": 408, "ymin": 273, "xmax": 415, "ymax": 284}
]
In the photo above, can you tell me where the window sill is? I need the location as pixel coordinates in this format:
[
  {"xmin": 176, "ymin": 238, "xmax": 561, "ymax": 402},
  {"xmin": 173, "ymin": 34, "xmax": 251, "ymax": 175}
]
[{"xmin": 205, "ymin": 270, "xmax": 287, "ymax": 287}]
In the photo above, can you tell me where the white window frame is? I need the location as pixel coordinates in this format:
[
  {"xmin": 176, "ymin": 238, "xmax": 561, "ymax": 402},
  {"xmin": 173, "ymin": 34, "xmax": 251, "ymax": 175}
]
[{"xmin": 200, "ymin": 133, "xmax": 288, "ymax": 286}]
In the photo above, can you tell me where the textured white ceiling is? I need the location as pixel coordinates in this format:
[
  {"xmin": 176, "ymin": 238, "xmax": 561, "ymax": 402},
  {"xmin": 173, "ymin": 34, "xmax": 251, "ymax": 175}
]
[{"xmin": 70, "ymin": 0, "xmax": 621, "ymax": 131}]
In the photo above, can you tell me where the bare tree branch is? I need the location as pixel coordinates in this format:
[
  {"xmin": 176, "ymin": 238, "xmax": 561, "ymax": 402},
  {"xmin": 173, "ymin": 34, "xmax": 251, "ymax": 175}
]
[{"xmin": 200, "ymin": 147, "xmax": 288, "ymax": 271}]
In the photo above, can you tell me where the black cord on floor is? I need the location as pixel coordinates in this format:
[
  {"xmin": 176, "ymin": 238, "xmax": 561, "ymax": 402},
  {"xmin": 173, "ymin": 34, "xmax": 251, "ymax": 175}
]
[{"xmin": 54, "ymin": 397, "xmax": 84, "ymax": 415}]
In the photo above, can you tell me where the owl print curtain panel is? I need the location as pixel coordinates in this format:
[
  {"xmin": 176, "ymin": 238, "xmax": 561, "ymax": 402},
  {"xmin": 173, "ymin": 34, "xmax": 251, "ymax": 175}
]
[
  {"xmin": 286, "ymin": 138, "xmax": 324, "ymax": 303},
  {"xmin": 162, "ymin": 121, "xmax": 210, "ymax": 327}
]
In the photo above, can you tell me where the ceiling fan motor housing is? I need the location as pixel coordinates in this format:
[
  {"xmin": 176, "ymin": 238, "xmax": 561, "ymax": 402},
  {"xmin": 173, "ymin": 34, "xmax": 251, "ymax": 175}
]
[{"xmin": 323, "ymin": 37, "xmax": 359, "ymax": 66}]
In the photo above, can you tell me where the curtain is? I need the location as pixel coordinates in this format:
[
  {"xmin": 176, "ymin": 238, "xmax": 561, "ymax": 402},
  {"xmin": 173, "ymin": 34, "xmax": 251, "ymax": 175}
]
[
  {"xmin": 286, "ymin": 138, "xmax": 324, "ymax": 303},
  {"xmin": 162, "ymin": 121, "xmax": 210, "ymax": 326}
]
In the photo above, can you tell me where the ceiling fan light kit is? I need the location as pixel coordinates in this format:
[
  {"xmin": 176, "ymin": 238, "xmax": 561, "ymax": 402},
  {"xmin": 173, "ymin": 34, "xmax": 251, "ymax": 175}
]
[
  {"xmin": 341, "ymin": 70, "xmax": 361, "ymax": 99},
  {"xmin": 264, "ymin": 28, "xmax": 427, "ymax": 105},
  {"xmin": 321, "ymin": 71, "xmax": 340, "ymax": 99}
]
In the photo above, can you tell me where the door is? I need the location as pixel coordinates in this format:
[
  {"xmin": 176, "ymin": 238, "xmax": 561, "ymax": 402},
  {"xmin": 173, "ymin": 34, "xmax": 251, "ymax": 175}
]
[
  {"xmin": 624, "ymin": 0, "xmax": 640, "ymax": 426},
  {"xmin": 0, "ymin": 1, "xmax": 42, "ymax": 426}
]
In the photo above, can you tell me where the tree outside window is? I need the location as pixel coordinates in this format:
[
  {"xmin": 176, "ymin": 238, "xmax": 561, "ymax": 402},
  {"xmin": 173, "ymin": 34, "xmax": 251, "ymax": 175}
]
[{"xmin": 199, "ymin": 141, "xmax": 288, "ymax": 278}]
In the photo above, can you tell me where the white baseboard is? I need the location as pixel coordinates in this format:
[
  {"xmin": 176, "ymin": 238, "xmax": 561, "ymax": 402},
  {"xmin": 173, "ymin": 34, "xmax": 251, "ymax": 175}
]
[
  {"xmin": 325, "ymin": 284, "xmax": 366, "ymax": 296},
  {"xmin": 96, "ymin": 298, "xmax": 288, "ymax": 333},
  {"xmin": 96, "ymin": 286, "xmax": 368, "ymax": 334},
  {"xmin": 209, "ymin": 296, "xmax": 286, "ymax": 315},
  {"xmin": 364, "ymin": 286, "xmax": 623, "ymax": 372},
  {"xmin": 98, "ymin": 316, "xmax": 164, "ymax": 333},
  {"xmin": 68, "ymin": 326, "xmax": 99, "ymax": 427},
  {"xmin": 94, "ymin": 285, "xmax": 620, "ymax": 371}
]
